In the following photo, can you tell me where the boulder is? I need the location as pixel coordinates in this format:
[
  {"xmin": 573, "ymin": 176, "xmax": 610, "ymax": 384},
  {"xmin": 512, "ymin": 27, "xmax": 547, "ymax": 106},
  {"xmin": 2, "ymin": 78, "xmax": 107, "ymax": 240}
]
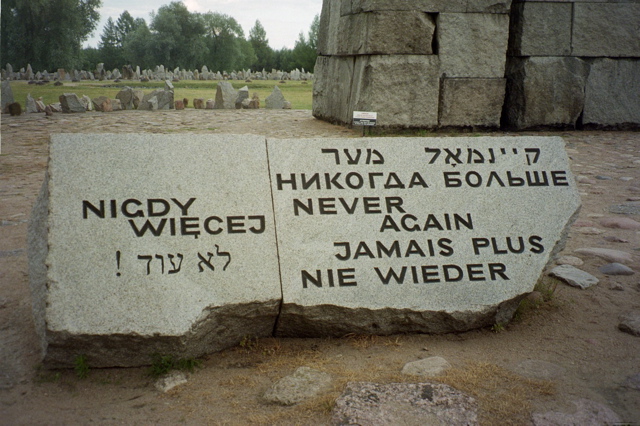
[
  {"xmin": 92, "ymin": 96, "xmax": 112, "ymax": 112},
  {"xmin": 116, "ymin": 87, "xmax": 136, "ymax": 110},
  {"xmin": 59, "ymin": 93, "xmax": 86, "ymax": 113},
  {"xmin": 265, "ymin": 86, "xmax": 287, "ymax": 109},
  {"xmin": 193, "ymin": 98, "xmax": 205, "ymax": 109},
  {"xmin": 263, "ymin": 367, "xmax": 332, "ymax": 405},
  {"xmin": 213, "ymin": 81, "xmax": 236, "ymax": 109}
]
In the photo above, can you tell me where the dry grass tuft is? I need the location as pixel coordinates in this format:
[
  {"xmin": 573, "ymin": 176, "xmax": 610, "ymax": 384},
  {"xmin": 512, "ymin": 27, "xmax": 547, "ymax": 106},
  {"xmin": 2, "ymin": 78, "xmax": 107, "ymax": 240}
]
[{"xmin": 433, "ymin": 362, "xmax": 555, "ymax": 425}]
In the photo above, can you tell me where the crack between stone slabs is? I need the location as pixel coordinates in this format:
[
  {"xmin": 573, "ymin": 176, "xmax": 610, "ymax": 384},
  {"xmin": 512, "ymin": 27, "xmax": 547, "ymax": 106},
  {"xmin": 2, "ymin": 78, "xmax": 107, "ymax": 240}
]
[{"xmin": 264, "ymin": 136, "xmax": 284, "ymax": 337}]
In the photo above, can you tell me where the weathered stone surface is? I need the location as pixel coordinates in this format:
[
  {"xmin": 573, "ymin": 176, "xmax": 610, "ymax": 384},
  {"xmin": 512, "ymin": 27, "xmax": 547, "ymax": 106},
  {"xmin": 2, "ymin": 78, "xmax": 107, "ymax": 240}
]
[
  {"xmin": 533, "ymin": 399, "xmax": 621, "ymax": 425},
  {"xmin": 213, "ymin": 81, "xmax": 236, "ymax": 109},
  {"xmin": 1, "ymin": 80, "xmax": 15, "ymax": 112},
  {"xmin": 265, "ymin": 86, "xmax": 288, "ymax": 109},
  {"xmin": 350, "ymin": 55, "xmax": 441, "ymax": 127},
  {"xmin": 93, "ymin": 96, "xmax": 112, "ymax": 112},
  {"xmin": 438, "ymin": 78, "xmax": 505, "ymax": 128},
  {"xmin": 619, "ymin": 312, "xmax": 640, "ymax": 336},
  {"xmin": 332, "ymin": 382, "xmax": 478, "ymax": 425},
  {"xmin": 59, "ymin": 93, "xmax": 86, "ymax": 113},
  {"xmin": 29, "ymin": 134, "xmax": 281, "ymax": 367},
  {"xmin": 312, "ymin": 56, "xmax": 356, "ymax": 124},
  {"xmin": 271, "ymin": 137, "xmax": 580, "ymax": 336},
  {"xmin": 336, "ymin": 11, "xmax": 436, "ymax": 56},
  {"xmin": 205, "ymin": 99, "xmax": 215, "ymax": 109},
  {"xmin": 263, "ymin": 367, "xmax": 332, "ymax": 405},
  {"xmin": 572, "ymin": 3, "xmax": 640, "ymax": 57},
  {"xmin": 509, "ymin": 2, "xmax": 572, "ymax": 56},
  {"xmin": 341, "ymin": 0, "xmax": 505, "ymax": 15},
  {"xmin": 583, "ymin": 59, "xmax": 640, "ymax": 127},
  {"xmin": 402, "ymin": 356, "xmax": 451, "ymax": 377},
  {"xmin": 174, "ymin": 100, "xmax": 184, "ymax": 110},
  {"xmin": 549, "ymin": 265, "xmax": 599, "ymax": 289},
  {"xmin": 574, "ymin": 248, "xmax": 634, "ymax": 264},
  {"xmin": 504, "ymin": 57, "xmax": 589, "ymax": 129},
  {"xmin": 439, "ymin": 13, "xmax": 509, "ymax": 78}
]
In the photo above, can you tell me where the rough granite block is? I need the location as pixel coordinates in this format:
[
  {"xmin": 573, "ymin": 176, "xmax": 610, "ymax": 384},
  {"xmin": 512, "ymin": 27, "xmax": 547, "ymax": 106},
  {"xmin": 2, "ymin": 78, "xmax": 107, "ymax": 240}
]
[
  {"xmin": 336, "ymin": 11, "xmax": 436, "ymax": 56},
  {"xmin": 439, "ymin": 78, "xmax": 506, "ymax": 127},
  {"xmin": 572, "ymin": 3, "xmax": 640, "ymax": 57},
  {"xmin": 583, "ymin": 59, "xmax": 640, "ymax": 126},
  {"xmin": 509, "ymin": 2, "xmax": 572, "ymax": 56},
  {"xmin": 439, "ymin": 13, "xmax": 510, "ymax": 78},
  {"xmin": 504, "ymin": 57, "xmax": 589, "ymax": 129},
  {"xmin": 350, "ymin": 55, "xmax": 441, "ymax": 127}
]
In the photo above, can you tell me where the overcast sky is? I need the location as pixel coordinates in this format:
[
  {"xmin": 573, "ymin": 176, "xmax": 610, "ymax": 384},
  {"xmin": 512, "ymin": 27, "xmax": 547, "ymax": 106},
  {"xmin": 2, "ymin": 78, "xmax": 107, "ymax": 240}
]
[{"xmin": 85, "ymin": 0, "xmax": 323, "ymax": 50}]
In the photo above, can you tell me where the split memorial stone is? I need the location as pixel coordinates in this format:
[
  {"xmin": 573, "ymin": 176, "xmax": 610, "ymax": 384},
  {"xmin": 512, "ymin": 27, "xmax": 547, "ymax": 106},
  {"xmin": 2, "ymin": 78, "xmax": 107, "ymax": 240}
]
[{"xmin": 29, "ymin": 134, "xmax": 580, "ymax": 367}]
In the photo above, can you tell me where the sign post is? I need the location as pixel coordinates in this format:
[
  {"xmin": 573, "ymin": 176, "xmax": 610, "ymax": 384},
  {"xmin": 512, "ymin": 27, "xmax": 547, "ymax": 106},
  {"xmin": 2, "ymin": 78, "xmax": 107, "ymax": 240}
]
[{"xmin": 353, "ymin": 111, "xmax": 377, "ymax": 136}]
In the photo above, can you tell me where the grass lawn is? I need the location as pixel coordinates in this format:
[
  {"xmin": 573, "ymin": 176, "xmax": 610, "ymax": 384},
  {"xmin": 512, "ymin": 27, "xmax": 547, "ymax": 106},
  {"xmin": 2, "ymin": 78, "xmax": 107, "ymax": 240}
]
[{"xmin": 8, "ymin": 79, "xmax": 314, "ymax": 110}]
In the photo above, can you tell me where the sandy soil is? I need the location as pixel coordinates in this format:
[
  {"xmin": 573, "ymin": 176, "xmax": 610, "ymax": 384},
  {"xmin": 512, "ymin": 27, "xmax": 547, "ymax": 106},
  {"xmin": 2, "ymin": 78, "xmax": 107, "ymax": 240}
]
[{"xmin": 1, "ymin": 110, "xmax": 639, "ymax": 425}]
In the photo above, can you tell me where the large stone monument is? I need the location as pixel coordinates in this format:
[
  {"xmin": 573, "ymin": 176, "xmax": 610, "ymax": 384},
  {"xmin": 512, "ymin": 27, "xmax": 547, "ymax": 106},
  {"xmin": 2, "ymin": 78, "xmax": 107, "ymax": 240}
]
[
  {"xmin": 313, "ymin": 0, "xmax": 640, "ymax": 129},
  {"xmin": 30, "ymin": 134, "xmax": 580, "ymax": 367}
]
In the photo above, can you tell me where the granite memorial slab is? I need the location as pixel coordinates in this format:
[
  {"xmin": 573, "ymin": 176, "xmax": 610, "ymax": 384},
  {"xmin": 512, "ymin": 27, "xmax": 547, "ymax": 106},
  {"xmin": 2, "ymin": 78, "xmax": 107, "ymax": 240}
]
[
  {"xmin": 30, "ymin": 134, "xmax": 580, "ymax": 366},
  {"xmin": 29, "ymin": 134, "xmax": 281, "ymax": 367},
  {"xmin": 268, "ymin": 137, "xmax": 580, "ymax": 336}
]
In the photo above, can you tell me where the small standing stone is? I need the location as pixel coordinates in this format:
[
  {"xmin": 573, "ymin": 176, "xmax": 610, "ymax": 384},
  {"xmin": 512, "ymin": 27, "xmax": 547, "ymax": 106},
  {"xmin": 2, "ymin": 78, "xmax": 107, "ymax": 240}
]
[
  {"xmin": 265, "ymin": 86, "xmax": 288, "ymax": 109},
  {"xmin": 58, "ymin": 93, "xmax": 86, "ymax": 113},
  {"xmin": 25, "ymin": 94, "xmax": 38, "ymax": 113},
  {"xmin": 193, "ymin": 98, "xmax": 205, "ymax": 109},
  {"xmin": 174, "ymin": 100, "xmax": 185, "ymax": 110}
]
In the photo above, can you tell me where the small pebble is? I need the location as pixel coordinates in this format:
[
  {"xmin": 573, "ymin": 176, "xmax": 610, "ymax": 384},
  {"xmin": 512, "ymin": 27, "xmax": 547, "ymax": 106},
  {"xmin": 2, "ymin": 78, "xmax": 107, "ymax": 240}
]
[
  {"xmin": 620, "ymin": 177, "xmax": 634, "ymax": 182},
  {"xmin": 609, "ymin": 283, "xmax": 625, "ymax": 291},
  {"xmin": 596, "ymin": 175, "xmax": 613, "ymax": 180}
]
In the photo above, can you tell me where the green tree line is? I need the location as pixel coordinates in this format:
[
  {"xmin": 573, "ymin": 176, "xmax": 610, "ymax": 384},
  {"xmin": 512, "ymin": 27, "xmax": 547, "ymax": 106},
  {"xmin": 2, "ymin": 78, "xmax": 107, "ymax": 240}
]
[{"xmin": 1, "ymin": 0, "xmax": 318, "ymax": 74}]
